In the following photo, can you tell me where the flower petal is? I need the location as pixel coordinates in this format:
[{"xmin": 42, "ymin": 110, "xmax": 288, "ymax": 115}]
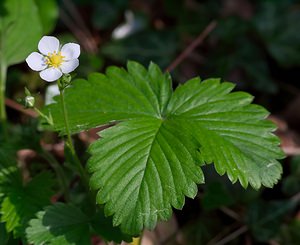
[
  {"xmin": 60, "ymin": 59, "xmax": 79, "ymax": 74},
  {"xmin": 26, "ymin": 52, "xmax": 47, "ymax": 71},
  {"xmin": 38, "ymin": 36, "xmax": 60, "ymax": 55},
  {"xmin": 39, "ymin": 67, "xmax": 62, "ymax": 82},
  {"xmin": 45, "ymin": 84, "xmax": 60, "ymax": 105},
  {"xmin": 61, "ymin": 43, "xmax": 80, "ymax": 60}
]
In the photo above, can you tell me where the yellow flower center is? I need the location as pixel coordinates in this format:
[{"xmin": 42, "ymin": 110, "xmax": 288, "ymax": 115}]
[{"xmin": 46, "ymin": 51, "xmax": 65, "ymax": 68}]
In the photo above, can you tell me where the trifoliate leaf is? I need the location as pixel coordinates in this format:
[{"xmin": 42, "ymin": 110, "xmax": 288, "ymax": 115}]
[
  {"xmin": 45, "ymin": 61, "xmax": 284, "ymax": 235},
  {"xmin": 26, "ymin": 203, "xmax": 90, "ymax": 245},
  {"xmin": 0, "ymin": 172, "xmax": 54, "ymax": 239}
]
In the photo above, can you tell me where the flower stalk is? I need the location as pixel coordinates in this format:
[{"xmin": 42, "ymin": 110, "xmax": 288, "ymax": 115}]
[
  {"xmin": 25, "ymin": 35, "xmax": 93, "ymax": 202},
  {"xmin": 58, "ymin": 78, "xmax": 90, "ymax": 190},
  {"xmin": 0, "ymin": 60, "xmax": 7, "ymax": 122}
]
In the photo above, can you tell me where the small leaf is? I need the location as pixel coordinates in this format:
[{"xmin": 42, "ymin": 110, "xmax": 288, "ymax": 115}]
[
  {"xmin": 0, "ymin": 172, "xmax": 54, "ymax": 239},
  {"xmin": 26, "ymin": 203, "xmax": 91, "ymax": 245},
  {"xmin": 46, "ymin": 61, "xmax": 284, "ymax": 235}
]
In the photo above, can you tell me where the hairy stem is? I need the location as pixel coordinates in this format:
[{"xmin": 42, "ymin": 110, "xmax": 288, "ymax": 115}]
[
  {"xmin": 0, "ymin": 61, "xmax": 7, "ymax": 122},
  {"xmin": 59, "ymin": 87, "xmax": 90, "ymax": 190},
  {"xmin": 33, "ymin": 107, "xmax": 53, "ymax": 126}
]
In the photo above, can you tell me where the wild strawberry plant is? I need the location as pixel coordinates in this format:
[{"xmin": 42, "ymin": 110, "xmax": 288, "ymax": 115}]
[
  {"xmin": 0, "ymin": 1, "xmax": 285, "ymax": 244},
  {"xmin": 42, "ymin": 60, "xmax": 284, "ymax": 237}
]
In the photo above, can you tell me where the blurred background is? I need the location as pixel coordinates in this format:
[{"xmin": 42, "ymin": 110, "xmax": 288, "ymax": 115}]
[{"xmin": 3, "ymin": 0, "xmax": 300, "ymax": 244}]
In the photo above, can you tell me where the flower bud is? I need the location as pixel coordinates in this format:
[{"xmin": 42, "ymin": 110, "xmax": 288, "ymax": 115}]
[
  {"xmin": 58, "ymin": 73, "xmax": 72, "ymax": 90},
  {"xmin": 62, "ymin": 73, "xmax": 72, "ymax": 84},
  {"xmin": 25, "ymin": 95, "xmax": 35, "ymax": 108}
]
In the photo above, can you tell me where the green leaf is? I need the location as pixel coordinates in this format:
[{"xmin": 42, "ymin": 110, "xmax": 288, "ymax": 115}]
[
  {"xmin": 92, "ymin": 0, "xmax": 127, "ymax": 30},
  {"xmin": 0, "ymin": 222, "xmax": 9, "ymax": 245},
  {"xmin": 0, "ymin": 172, "xmax": 54, "ymax": 239},
  {"xmin": 0, "ymin": 135, "xmax": 22, "ymax": 204},
  {"xmin": 215, "ymin": 19, "xmax": 277, "ymax": 93},
  {"xmin": 0, "ymin": 166, "xmax": 19, "ymax": 202},
  {"xmin": 88, "ymin": 117, "xmax": 203, "ymax": 235},
  {"xmin": 102, "ymin": 31, "xmax": 178, "ymax": 67},
  {"xmin": 46, "ymin": 61, "xmax": 284, "ymax": 235},
  {"xmin": 254, "ymin": 1, "xmax": 300, "ymax": 67},
  {"xmin": 0, "ymin": 143, "xmax": 17, "ymax": 171},
  {"xmin": 246, "ymin": 200, "xmax": 297, "ymax": 242},
  {"xmin": 34, "ymin": 0, "xmax": 58, "ymax": 34},
  {"xmin": 0, "ymin": 0, "xmax": 42, "ymax": 66},
  {"xmin": 282, "ymin": 156, "xmax": 300, "ymax": 196},
  {"xmin": 26, "ymin": 203, "xmax": 91, "ymax": 245},
  {"xmin": 91, "ymin": 208, "xmax": 132, "ymax": 243},
  {"xmin": 182, "ymin": 215, "xmax": 218, "ymax": 245},
  {"xmin": 278, "ymin": 220, "xmax": 300, "ymax": 245}
]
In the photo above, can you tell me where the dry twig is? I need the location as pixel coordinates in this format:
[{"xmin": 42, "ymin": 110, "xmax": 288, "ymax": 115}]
[
  {"xmin": 213, "ymin": 225, "xmax": 248, "ymax": 245},
  {"xmin": 165, "ymin": 21, "xmax": 217, "ymax": 72},
  {"xmin": 61, "ymin": 0, "xmax": 98, "ymax": 53}
]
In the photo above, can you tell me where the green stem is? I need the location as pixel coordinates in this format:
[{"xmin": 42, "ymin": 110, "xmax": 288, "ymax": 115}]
[
  {"xmin": 0, "ymin": 61, "xmax": 7, "ymax": 122},
  {"xmin": 41, "ymin": 149, "xmax": 70, "ymax": 201},
  {"xmin": 138, "ymin": 236, "xmax": 142, "ymax": 245},
  {"xmin": 59, "ymin": 87, "xmax": 90, "ymax": 190},
  {"xmin": 34, "ymin": 107, "xmax": 53, "ymax": 125}
]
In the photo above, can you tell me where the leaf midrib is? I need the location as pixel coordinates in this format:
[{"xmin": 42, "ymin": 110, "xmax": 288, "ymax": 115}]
[{"xmin": 134, "ymin": 119, "xmax": 164, "ymax": 215}]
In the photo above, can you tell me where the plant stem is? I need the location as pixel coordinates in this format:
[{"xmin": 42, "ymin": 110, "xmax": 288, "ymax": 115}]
[
  {"xmin": 33, "ymin": 107, "xmax": 53, "ymax": 125},
  {"xmin": 138, "ymin": 236, "xmax": 142, "ymax": 245},
  {"xmin": 41, "ymin": 149, "xmax": 70, "ymax": 201},
  {"xmin": 0, "ymin": 61, "xmax": 7, "ymax": 122},
  {"xmin": 59, "ymin": 87, "xmax": 90, "ymax": 190},
  {"xmin": 214, "ymin": 225, "xmax": 248, "ymax": 245},
  {"xmin": 165, "ymin": 20, "xmax": 217, "ymax": 72}
]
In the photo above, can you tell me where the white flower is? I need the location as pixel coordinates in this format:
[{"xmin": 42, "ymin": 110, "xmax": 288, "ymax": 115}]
[{"xmin": 26, "ymin": 36, "xmax": 80, "ymax": 82}]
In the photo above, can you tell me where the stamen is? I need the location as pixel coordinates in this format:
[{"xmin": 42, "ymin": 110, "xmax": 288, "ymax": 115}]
[{"xmin": 46, "ymin": 51, "xmax": 65, "ymax": 68}]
